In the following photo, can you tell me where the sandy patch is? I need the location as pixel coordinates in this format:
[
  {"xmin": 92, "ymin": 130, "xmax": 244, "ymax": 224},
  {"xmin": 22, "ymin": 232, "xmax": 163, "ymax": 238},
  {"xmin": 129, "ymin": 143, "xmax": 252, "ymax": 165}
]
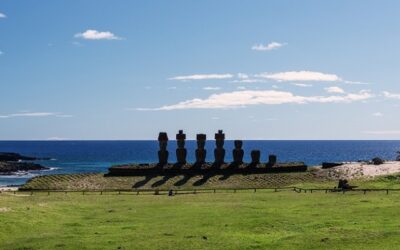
[
  {"xmin": 0, "ymin": 207, "xmax": 11, "ymax": 213},
  {"xmin": 0, "ymin": 187, "xmax": 19, "ymax": 192},
  {"xmin": 318, "ymin": 161, "xmax": 400, "ymax": 180}
]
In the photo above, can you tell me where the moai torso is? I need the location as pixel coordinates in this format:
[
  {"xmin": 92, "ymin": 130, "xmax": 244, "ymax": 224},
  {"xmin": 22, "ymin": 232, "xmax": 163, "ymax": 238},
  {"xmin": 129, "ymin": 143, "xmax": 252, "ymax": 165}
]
[
  {"xmin": 232, "ymin": 140, "xmax": 244, "ymax": 164},
  {"xmin": 268, "ymin": 154, "xmax": 277, "ymax": 166},
  {"xmin": 251, "ymin": 150, "xmax": 261, "ymax": 165},
  {"xmin": 158, "ymin": 132, "xmax": 169, "ymax": 166},
  {"xmin": 176, "ymin": 130, "xmax": 187, "ymax": 165},
  {"xmin": 214, "ymin": 130, "xmax": 225, "ymax": 164},
  {"xmin": 195, "ymin": 134, "xmax": 207, "ymax": 164}
]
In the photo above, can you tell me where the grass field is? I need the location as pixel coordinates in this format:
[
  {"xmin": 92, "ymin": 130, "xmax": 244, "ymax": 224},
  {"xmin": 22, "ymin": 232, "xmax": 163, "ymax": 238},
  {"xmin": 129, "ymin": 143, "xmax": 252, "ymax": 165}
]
[{"xmin": 2, "ymin": 188, "xmax": 400, "ymax": 249}]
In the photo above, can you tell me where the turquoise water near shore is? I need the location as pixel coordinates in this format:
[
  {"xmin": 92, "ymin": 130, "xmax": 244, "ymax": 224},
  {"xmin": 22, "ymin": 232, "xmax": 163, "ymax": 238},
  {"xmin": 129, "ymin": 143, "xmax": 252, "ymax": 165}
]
[{"xmin": 1, "ymin": 140, "xmax": 400, "ymax": 186}]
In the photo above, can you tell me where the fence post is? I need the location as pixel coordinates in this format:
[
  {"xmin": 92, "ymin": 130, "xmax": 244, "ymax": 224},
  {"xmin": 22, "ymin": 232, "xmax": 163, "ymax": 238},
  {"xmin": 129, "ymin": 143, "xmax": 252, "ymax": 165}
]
[
  {"xmin": 386, "ymin": 189, "xmax": 389, "ymax": 195},
  {"xmin": 325, "ymin": 189, "xmax": 328, "ymax": 194},
  {"xmin": 100, "ymin": 191, "xmax": 103, "ymax": 195},
  {"xmin": 48, "ymin": 191, "xmax": 50, "ymax": 196},
  {"xmin": 274, "ymin": 188, "xmax": 277, "ymax": 192},
  {"xmin": 310, "ymin": 189, "xmax": 313, "ymax": 193},
  {"xmin": 214, "ymin": 189, "xmax": 216, "ymax": 193},
  {"xmin": 254, "ymin": 188, "xmax": 256, "ymax": 193},
  {"xmin": 363, "ymin": 190, "xmax": 366, "ymax": 195},
  {"xmin": 30, "ymin": 191, "xmax": 33, "ymax": 196},
  {"xmin": 118, "ymin": 191, "xmax": 121, "ymax": 195},
  {"xmin": 234, "ymin": 189, "xmax": 236, "ymax": 193}
]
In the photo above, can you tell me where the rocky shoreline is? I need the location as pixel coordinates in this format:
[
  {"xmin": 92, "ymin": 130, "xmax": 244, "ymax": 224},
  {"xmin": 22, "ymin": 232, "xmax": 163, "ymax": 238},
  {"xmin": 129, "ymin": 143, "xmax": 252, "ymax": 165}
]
[{"xmin": 0, "ymin": 152, "xmax": 50, "ymax": 175}]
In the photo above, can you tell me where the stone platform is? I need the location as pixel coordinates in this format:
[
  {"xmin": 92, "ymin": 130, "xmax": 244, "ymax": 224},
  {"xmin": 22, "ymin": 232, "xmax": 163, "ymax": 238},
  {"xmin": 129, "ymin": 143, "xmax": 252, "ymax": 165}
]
[{"xmin": 106, "ymin": 162, "xmax": 308, "ymax": 176}]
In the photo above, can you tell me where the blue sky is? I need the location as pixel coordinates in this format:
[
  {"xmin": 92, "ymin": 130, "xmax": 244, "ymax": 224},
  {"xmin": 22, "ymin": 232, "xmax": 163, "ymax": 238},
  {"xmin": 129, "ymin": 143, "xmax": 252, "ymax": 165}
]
[{"xmin": 1, "ymin": 0, "xmax": 400, "ymax": 140}]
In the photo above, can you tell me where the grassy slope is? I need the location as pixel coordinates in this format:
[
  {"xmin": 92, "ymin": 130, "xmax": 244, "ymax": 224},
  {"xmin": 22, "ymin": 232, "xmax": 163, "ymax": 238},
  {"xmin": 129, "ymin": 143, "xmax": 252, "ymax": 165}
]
[
  {"xmin": 21, "ymin": 172, "xmax": 321, "ymax": 190},
  {"xmin": 1, "ymin": 190, "xmax": 400, "ymax": 249}
]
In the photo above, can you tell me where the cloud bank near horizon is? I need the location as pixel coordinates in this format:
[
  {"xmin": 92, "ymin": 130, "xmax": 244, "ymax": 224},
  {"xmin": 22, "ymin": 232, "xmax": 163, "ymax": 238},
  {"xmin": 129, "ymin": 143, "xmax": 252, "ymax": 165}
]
[
  {"xmin": 168, "ymin": 70, "xmax": 367, "ymax": 85},
  {"xmin": 137, "ymin": 89, "xmax": 372, "ymax": 111},
  {"xmin": 0, "ymin": 112, "xmax": 73, "ymax": 119}
]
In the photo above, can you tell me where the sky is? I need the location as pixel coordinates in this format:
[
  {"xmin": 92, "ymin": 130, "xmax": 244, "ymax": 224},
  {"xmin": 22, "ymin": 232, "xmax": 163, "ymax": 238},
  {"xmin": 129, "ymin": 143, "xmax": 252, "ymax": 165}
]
[{"xmin": 1, "ymin": 0, "xmax": 400, "ymax": 140}]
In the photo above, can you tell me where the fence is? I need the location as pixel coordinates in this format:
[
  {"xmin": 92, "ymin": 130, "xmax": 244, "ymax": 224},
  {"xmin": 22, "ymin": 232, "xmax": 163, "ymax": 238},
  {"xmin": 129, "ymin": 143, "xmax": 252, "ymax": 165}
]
[{"xmin": 3, "ymin": 187, "xmax": 400, "ymax": 196}]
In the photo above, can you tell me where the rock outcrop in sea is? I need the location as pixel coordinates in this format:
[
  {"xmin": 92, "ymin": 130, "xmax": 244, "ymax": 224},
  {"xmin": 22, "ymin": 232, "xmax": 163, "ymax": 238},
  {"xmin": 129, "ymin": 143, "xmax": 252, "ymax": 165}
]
[{"xmin": 0, "ymin": 152, "xmax": 49, "ymax": 175}]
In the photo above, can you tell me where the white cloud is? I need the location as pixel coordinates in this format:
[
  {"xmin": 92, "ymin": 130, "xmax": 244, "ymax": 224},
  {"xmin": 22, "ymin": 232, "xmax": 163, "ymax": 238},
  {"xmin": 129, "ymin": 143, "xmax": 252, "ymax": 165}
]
[
  {"xmin": 343, "ymin": 80, "xmax": 370, "ymax": 85},
  {"xmin": 383, "ymin": 91, "xmax": 400, "ymax": 99},
  {"xmin": 237, "ymin": 86, "xmax": 246, "ymax": 90},
  {"xmin": 252, "ymin": 42, "xmax": 286, "ymax": 51},
  {"xmin": 0, "ymin": 12, "xmax": 6, "ymax": 18},
  {"xmin": 0, "ymin": 112, "xmax": 72, "ymax": 119},
  {"xmin": 231, "ymin": 78, "xmax": 264, "ymax": 83},
  {"xmin": 203, "ymin": 86, "xmax": 221, "ymax": 90},
  {"xmin": 257, "ymin": 71, "xmax": 341, "ymax": 82},
  {"xmin": 169, "ymin": 74, "xmax": 233, "ymax": 81},
  {"xmin": 74, "ymin": 29, "xmax": 122, "ymax": 40},
  {"xmin": 292, "ymin": 83, "xmax": 313, "ymax": 87},
  {"xmin": 56, "ymin": 114, "xmax": 74, "ymax": 118},
  {"xmin": 325, "ymin": 86, "xmax": 345, "ymax": 94},
  {"xmin": 237, "ymin": 73, "xmax": 249, "ymax": 79},
  {"xmin": 362, "ymin": 130, "xmax": 400, "ymax": 135},
  {"xmin": 138, "ymin": 90, "xmax": 373, "ymax": 110},
  {"xmin": 372, "ymin": 112, "xmax": 383, "ymax": 117}
]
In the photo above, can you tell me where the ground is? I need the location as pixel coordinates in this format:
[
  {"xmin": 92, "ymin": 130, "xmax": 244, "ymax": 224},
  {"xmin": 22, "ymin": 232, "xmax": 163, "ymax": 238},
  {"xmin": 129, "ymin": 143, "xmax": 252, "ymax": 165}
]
[
  {"xmin": 19, "ymin": 172, "xmax": 321, "ymax": 191},
  {"xmin": 2, "ymin": 187, "xmax": 400, "ymax": 249},
  {"xmin": 3, "ymin": 166, "xmax": 400, "ymax": 249}
]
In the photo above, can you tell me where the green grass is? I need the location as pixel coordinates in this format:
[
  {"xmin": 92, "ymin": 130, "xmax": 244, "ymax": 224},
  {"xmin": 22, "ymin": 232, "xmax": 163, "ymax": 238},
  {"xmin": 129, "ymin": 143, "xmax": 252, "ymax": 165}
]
[{"xmin": 1, "ymin": 189, "xmax": 400, "ymax": 249}]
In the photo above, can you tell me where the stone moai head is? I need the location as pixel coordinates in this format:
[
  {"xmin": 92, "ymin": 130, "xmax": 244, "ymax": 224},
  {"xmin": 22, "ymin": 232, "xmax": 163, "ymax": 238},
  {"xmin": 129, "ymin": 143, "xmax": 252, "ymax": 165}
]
[
  {"xmin": 176, "ymin": 130, "xmax": 186, "ymax": 148},
  {"xmin": 196, "ymin": 134, "xmax": 206, "ymax": 148},
  {"xmin": 158, "ymin": 132, "xmax": 168, "ymax": 150},
  {"xmin": 232, "ymin": 140, "xmax": 244, "ymax": 164},
  {"xmin": 251, "ymin": 150, "xmax": 261, "ymax": 164},
  {"xmin": 215, "ymin": 130, "xmax": 225, "ymax": 148},
  {"xmin": 234, "ymin": 140, "xmax": 243, "ymax": 149}
]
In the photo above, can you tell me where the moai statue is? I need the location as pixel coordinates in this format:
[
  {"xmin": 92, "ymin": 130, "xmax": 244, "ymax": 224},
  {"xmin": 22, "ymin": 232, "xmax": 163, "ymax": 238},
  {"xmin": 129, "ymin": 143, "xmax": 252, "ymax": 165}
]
[
  {"xmin": 158, "ymin": 132, "xmax": 169, "ymax": 166},
  {"xmin": 214, "ymin": 130, "xmax": 225, "ymax": 165},
  {"xmin": 250, "ymin": 150, "xmax": 261, "ymax": 165},
  {"xmin": 268, "ymin": 154, "xmax": 277, "ymax": 166},
  {"xmin": 176, "ymin": 130, "xmax": 187, "ymax": 165},
  {"xmin": 232, "ymin": 140, "xmax": 244, "ymax": 164},
  {"xmin": 195, "ymin": 134, "xmax": 207, "ymax": 165}
]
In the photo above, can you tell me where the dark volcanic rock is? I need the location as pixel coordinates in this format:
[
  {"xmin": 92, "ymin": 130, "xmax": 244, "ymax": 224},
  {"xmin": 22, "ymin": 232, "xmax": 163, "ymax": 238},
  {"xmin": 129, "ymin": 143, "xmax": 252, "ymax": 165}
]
[
  {"xmin": 0, "ymin": 152, "xmax": 49, "ymax": 162},
  {"xmin": 0, "ymin": 162, "xmax": 49, "ymax": 174},
  {"xmin": 322, "ymin": 162, "xmax": 344, "ymax": 169},
  {"xmin": 372, "ymin": 157, "xmax": 384, "ymax": 165},
  {"xmin": 0, "ymin": 152, "xmax": 50, "ymax": 175}
]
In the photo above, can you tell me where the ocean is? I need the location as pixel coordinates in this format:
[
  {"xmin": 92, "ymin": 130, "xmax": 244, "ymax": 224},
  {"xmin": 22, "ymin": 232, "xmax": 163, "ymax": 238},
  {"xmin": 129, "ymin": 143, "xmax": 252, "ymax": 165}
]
[{"xmin": 1, "ymin": 140, "xmax": 400, "ymax": 186}]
